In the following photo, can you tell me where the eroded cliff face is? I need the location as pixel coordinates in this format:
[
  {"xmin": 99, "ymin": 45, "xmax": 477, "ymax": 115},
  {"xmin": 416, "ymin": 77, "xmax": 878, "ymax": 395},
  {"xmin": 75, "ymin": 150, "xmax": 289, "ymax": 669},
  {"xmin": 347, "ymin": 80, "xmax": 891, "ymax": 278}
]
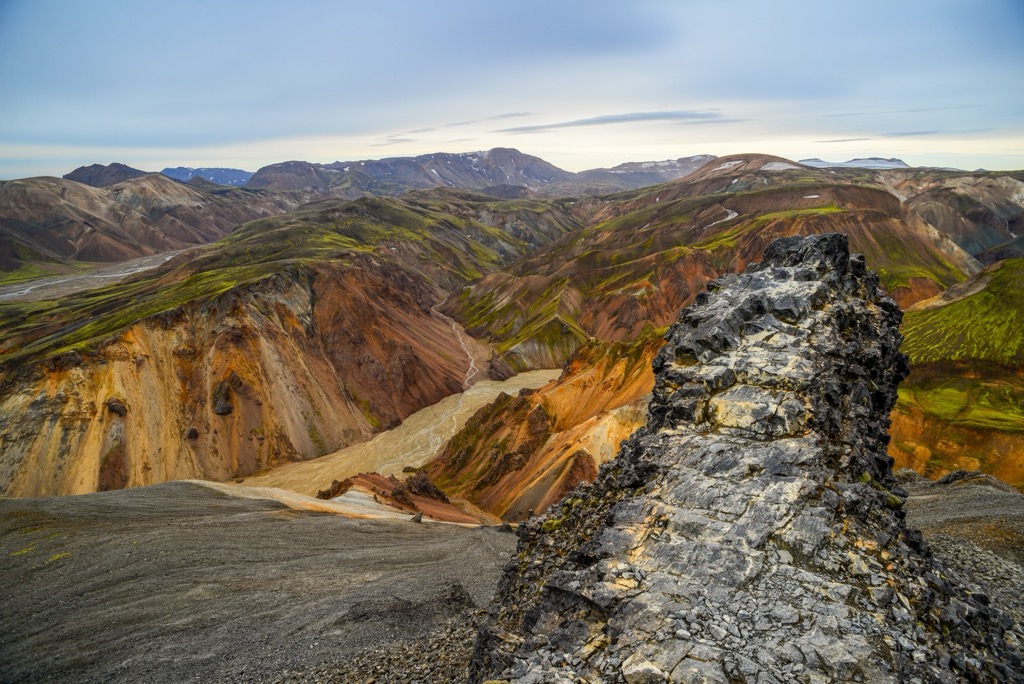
[
  {"xmin": 471, "ymin": 234, "xmax": 1022, "ymax": 683},
  {"xmin": 428, "ymin": 332, "xmax": 660, "ymax": 521},
  {"xmin": 0, "ymin": 257, "xmax": 502, "ymax": 496}
]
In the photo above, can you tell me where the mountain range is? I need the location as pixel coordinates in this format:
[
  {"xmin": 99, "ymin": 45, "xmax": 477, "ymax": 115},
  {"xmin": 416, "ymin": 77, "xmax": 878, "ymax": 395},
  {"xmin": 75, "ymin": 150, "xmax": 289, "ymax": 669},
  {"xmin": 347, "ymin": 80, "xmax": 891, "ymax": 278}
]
[
  {"xmin": 2, "ymin": 147, "xmax": 1024, "ymax": 684},
  {"xmin": 1, "ymin": 149, "xmax": 1023, "ymax": 504},
  {"xmin": 159, "ymin": 166, "xmax": 254, "ymax": 186}
]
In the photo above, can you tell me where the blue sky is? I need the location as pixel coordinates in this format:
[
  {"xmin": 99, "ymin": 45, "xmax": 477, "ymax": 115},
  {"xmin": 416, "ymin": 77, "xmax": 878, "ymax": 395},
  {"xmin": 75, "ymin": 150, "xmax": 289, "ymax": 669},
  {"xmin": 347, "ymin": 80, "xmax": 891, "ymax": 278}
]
[{"xmin": 0, "ymin": 0, "xmax": 1022, "ymax": 178}]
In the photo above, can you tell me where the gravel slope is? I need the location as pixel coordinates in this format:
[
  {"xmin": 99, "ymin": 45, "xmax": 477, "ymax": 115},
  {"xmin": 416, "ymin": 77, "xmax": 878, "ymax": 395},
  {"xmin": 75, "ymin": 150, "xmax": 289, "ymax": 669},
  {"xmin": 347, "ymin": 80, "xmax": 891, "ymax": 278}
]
[
  {"xmin": 2, "ymin": 473, "xmax": 1020, "ymax": 683},
  {"xmin": 0, "ymin": 482, "xmax": 515, "ymax": 683}
]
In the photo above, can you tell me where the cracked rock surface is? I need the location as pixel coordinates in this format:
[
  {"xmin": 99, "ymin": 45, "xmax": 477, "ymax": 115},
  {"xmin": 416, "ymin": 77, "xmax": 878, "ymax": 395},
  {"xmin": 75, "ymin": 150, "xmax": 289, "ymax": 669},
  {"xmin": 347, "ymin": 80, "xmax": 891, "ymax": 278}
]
[{"xmin": 469, "ymin": 234, "xmax": 1023, "ymax": 683}]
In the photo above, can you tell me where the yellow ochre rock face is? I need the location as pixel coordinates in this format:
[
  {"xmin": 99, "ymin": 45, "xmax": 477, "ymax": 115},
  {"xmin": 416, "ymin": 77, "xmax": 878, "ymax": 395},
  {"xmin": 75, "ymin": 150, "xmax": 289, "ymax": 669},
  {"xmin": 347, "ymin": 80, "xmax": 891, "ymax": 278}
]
[{"xmin": 0, "ymin": 260, "xmax": 491, "ymax": 497}]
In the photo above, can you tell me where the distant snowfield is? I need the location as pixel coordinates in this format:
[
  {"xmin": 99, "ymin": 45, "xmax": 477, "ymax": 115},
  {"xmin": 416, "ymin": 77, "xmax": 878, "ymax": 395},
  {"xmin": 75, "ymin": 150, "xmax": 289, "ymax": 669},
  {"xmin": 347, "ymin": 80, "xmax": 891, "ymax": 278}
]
[
  {"xmin": 762, "ymin": 161, "xmax": 800, "ymax": 171},
  {"xmin": 712, "ymin": 160, "xmax": 743, "ymax": 172}
]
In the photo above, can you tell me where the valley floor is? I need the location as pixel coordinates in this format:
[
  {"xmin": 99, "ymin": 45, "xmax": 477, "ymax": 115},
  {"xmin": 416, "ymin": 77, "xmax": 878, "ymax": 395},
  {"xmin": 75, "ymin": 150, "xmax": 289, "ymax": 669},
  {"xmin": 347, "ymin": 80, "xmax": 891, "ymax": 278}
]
[
  {"xmin": 0, "ymin": 250, "xmax": 185, "ymax": 303},
  {"xmin": 240, "ymin": 369, "xmax": 560, "ymax": 498}
]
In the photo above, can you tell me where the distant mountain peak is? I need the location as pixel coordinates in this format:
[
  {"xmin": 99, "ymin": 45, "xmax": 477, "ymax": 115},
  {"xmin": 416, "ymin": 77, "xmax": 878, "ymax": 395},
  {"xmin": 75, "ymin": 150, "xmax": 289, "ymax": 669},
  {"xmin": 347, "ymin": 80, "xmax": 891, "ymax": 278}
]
[
  {"xmin": 161, "ymin": 167, "xmax": 254, "ymax": 186},
  {"xmin": 63, "ymin": 162, "xmax": 147, "ymax": 188}
]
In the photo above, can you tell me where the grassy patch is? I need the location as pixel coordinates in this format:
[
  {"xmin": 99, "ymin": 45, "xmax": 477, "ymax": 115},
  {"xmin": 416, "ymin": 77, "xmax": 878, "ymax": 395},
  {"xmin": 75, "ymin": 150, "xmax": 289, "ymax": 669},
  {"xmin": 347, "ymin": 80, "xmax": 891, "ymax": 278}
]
[
  {"xmin": 898, "ymin": 368, "xmax": 1024, "ymax": 434},
  {"xmin": 901, "ymin": 260, "xmax": 1024, "ymax": 366}
]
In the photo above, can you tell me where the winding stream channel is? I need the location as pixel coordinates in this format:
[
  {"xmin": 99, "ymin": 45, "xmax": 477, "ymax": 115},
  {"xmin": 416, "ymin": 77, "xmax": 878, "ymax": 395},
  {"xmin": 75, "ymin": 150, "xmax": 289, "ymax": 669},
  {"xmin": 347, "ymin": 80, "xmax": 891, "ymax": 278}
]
[
  {"xmin": 244, "ymin": 301, "xmax": 558, "ymax": 497},
  {"xmin": 241, "ymin": 369, "xmax": 559, "ymax": 497}
]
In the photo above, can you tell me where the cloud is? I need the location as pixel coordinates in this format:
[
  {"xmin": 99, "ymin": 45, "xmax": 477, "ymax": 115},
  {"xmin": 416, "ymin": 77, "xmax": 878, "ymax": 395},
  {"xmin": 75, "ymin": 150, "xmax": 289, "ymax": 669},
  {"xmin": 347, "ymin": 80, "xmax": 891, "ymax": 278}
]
[
  {"xmin": 673, "ymin": 118, "xmax": 747, "ymax": 127},
  {"xmin": 824, "ymin": 105, "xmax": 983, "ymax": 118},
  {"xmin": 444, "ymin": 112, "xmax": 535, "ymax": 129},
  {"xmin": 815, "ymin": 138, "xmax": 875, "ymax": 143},
  {"xmin": 881, "ymin": 130, "xmax": 941, "ymax": 138},
  {"xmin": 371, "ymin": 137, "xmax": 416, "ymax": 147},
  {"xmin": 497, "ymin": 111, "xmax": 721, "ymax": 134},
  {"xmin": 490, "ymin": 112, "xmax": 533, "ymax": 120}
]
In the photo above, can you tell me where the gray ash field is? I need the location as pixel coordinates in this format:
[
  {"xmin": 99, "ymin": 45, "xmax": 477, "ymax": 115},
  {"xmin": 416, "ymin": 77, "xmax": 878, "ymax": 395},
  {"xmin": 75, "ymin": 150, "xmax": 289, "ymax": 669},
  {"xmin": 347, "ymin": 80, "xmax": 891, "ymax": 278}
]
[{"xmin": 0, "ymin": 482, "xmax": 514, "ymax": 683}]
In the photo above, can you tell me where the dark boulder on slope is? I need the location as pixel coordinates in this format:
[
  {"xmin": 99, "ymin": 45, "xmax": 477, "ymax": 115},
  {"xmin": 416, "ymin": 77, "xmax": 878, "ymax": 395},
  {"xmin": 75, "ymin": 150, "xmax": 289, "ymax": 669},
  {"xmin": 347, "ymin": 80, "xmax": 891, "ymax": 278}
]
[{"xmin": 470, "ymin": 234, "xmax": 1022, "ymax": 683}]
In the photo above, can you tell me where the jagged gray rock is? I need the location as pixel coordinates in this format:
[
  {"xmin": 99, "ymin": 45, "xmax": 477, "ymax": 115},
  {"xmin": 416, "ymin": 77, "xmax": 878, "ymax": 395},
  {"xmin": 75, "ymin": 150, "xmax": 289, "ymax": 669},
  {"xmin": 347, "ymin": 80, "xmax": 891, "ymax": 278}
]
[{"xmin": 470, "ymin": 234, "xmax": 1023, "ymax": 683}]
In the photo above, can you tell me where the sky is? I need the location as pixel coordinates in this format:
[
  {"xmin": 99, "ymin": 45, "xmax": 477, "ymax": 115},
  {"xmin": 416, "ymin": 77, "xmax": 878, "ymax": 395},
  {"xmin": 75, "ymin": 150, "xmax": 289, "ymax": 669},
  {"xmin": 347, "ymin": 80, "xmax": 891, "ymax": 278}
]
[{"xmin": 0, "ymin": 0, "xmax": 1022, "ymax": 179}]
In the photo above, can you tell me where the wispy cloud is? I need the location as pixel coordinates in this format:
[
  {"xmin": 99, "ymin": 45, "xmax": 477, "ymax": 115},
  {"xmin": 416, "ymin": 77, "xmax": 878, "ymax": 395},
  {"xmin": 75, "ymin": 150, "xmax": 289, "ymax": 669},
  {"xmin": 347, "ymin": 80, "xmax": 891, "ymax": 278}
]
[
  {"xmin": 882, "ymin": 130, "xmax": 940, "ymax": 138},
  {"xmin": 496, "ymin": 110, "xmax": 721, "ymax": 134},
  {"xmin": 880, "ymin": 127, "xmax": 993, "ymax": 138},
  {"xmin": 815, "ymin": 137, "xmax": 874, "ymax": 143},
  {"xmin": 444, "ymin": 112, "xmax": 535, "ymax": 129},
  {"xmin": 674, "ymin": 118, "xmax": 746, "ymax": 126},
  {"xmin": 824, "ymin": 105, "xmax": 982, "ymax": 118},
  {"xmin": 371, "ymin": 137, "xmax": 416, "ymax": 147}
]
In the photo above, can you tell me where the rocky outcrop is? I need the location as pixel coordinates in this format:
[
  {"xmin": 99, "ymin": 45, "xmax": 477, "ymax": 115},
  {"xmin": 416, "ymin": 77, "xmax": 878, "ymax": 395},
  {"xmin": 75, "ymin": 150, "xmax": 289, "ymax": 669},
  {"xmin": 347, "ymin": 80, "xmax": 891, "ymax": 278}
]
[{"xmin": 470, "ymin": 234, "xmax": 1022, "ymax": 683}]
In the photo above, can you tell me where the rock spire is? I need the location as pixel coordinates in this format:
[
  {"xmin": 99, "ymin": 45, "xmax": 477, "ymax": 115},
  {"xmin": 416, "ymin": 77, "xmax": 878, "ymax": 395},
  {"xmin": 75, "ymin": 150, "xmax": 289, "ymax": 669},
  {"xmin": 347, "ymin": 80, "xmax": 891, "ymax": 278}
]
[{"xmin": 470, "ymin": 234, "xmax": 1022, "ymax": 683}]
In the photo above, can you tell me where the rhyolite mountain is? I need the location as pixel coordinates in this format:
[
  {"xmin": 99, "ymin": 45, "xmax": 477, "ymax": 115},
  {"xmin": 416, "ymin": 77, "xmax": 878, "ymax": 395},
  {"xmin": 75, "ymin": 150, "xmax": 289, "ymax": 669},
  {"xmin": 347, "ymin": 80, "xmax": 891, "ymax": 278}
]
[
  {"xmin": 442, "ymin": 153, "xmax": 981, "ymax": 372},
  {"xmin": 879, "ymin": 167, "xmax": 1024, "ymax": 262},
  {"xmin": 470, "ymin": 234, "xmax": 1023, "ymax": 683},
  {"xmin": 2, "ymin": 152, "xmax": 1023, "ymax": 501},
  {"xmin": 0, "ymin": 173, "xmax": 308, "ymax": 282},
  {"xmin": 245, "ymin": 148, "xmax": 716, "ymax": 198},
  {"xmin": 63, "ymin": 162, "xmax": 147, "ymax": 187},
  {"xmin": 891, "ymin": 258, "xmax": 1024, "ymax": 485},
  {"xmin": 0, "ymin": 189, "xmax": 585, "ymax": 496},
  {"xmin": 424, "ymin": 155, "xmax": 1023, "ymax": 519},
  {"xmin": 160, "ymin": 166, "xmax": 254, "ymax": 186}
]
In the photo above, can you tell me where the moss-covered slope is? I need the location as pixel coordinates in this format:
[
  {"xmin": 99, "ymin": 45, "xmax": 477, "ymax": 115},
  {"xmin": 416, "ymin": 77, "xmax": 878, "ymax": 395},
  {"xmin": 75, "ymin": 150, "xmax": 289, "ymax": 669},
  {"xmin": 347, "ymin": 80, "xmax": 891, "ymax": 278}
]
[
  {"xmin": 890, "ymin": 259, "xmax": 1024, "ymax": 485},
  {"xmin": 444, "ymin": 156, "xmax": 978, "ymax": 369}
]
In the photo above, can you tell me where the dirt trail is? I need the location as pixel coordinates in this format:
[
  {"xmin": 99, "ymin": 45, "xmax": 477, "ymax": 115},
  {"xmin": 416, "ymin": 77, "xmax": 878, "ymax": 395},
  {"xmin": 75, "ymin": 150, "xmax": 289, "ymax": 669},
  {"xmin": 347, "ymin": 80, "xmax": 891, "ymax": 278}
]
[
  {"xmin": 241, "ymin": 369, "xmax": 559, "ymax": 497},
  {"xmin": 426, "ymin": 305, "xmax": 481, "ymax": 458},
  {"xmin": 0, "ymin": 481, "xmax": 516, "ymax": 683}
]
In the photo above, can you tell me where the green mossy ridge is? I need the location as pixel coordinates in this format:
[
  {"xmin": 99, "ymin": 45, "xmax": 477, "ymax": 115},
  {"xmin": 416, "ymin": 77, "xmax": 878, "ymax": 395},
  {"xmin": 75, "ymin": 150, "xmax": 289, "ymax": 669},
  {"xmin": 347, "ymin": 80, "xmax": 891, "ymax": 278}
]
[
  {"xmin": 0, "ymin": 263, "xmax": 51, "ymax": 285},
  {"xmin": 457, "ymin": 276, "xmax": 588, "ymax": 356},
  {"xmin": 2, "ymin": 190, "xmax": 569, "ymax": 368},
  {"xmin": 453, "ymin": 193, "xmax": 868, "ymax": 352},
  {"xmin": 900, "ymin": 259, "xmax": 1024, "ymax": 367},
  {"xmin": 694, "ymin": 205, "xmax": 845, "ymax": 249},
  {"xmin": 0, "ymin": 242, "xmax": 91, "ymax": 284},
  {"xmin": 896, "ymin": 369, "xmax": 1024, "ymax": 434},
  {"xmin": 1, "ymin": 262, "xmax": 276, "ymax": 363}
]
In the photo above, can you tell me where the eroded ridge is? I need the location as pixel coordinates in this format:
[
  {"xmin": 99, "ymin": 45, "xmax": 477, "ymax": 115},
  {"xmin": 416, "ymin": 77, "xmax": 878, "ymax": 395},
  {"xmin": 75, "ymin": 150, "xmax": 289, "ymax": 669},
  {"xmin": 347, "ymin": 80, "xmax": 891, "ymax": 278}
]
[{"xmin": 470, "ymin": 234, "xmax": 1023, "ymax": 684}]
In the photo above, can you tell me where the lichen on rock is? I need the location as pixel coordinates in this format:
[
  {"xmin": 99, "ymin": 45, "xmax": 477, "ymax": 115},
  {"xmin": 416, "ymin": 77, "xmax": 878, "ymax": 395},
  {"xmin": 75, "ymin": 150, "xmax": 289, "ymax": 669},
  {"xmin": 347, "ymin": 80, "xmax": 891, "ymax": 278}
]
[{"xmin": 470, "ymin": 234, "xmax": 1022, "ymax": 683}]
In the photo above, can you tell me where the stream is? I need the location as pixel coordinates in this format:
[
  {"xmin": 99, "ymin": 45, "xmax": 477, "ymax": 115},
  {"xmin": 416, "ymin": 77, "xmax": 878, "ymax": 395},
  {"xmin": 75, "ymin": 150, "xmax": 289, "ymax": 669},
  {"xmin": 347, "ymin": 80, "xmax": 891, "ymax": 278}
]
[
  {"xmin": 0, "ymin": 250, "xmax": 184, "ymax": 302},
  {"xmin": 240, "ymin": 369, "xmax": 560, "ymax": 497}
]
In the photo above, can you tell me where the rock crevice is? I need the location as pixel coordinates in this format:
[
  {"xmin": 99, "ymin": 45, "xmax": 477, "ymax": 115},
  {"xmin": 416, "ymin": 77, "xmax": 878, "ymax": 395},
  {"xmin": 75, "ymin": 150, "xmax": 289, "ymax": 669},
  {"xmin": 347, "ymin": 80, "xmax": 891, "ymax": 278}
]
[{"xmin": 470, "ymin": 234, "xmax": 1022, "ymax": 683}]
